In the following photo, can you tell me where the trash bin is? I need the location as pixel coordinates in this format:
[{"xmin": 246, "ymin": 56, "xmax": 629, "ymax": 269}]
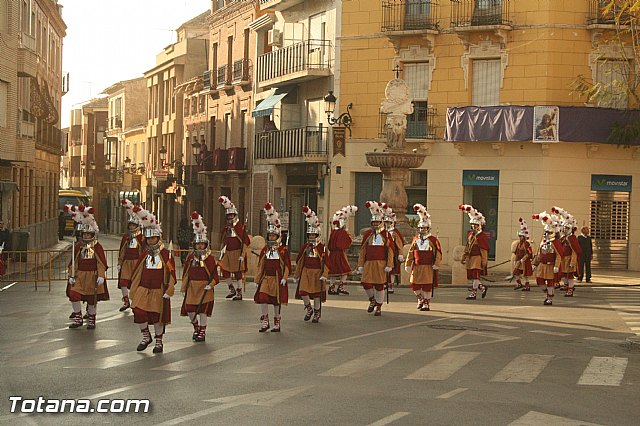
[{"xmin": 12, "ymin": 231, "xmax": 29, "ymax": 262}]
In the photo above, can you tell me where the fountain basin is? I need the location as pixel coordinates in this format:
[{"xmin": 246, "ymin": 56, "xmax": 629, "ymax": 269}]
[{"xmin": 365, "ymin": 151, "xmax": 427, "ymax": 169}]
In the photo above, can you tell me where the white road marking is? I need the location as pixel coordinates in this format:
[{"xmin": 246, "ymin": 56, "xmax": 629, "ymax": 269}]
[
  {"xmin": 320, "ymin": 348, "xmax": 411, "ymax": 377},
  {"xmin": 436, "ymin": 388, "xmax": 469, "ymax": 399},
  {"xmin": 83, "ymin": 374, "xmax": 188, "ymax": 399},
  {"xmin": 405, "ymin": 351, "xmax": 480, "ymax": 380},
  {"xmin": 239, "ymin": 345, "xmax": 339, "ymax": 374},
  {"xmin": 491, "ymin": 354, "xmax": 554, "ymax": 383},
  {"xmin": 426, "ymin": 331, "xmax": 520, "ymax": 351},
  {"xmin": 152, "ymin": 343, "xmax": 270, "ymax": 372},
  {"xmin": 584, "ymin": 337, "xmax": 625, "ymax": 343},
  {"xmin": 367, "ymin": 412, "xmax": 411, "ymax": 426},
  {"xmin": 65, "ymin": 342, "xmax": 192, "ymax": 369},
  {"xmin": 0, "ymin": 282, "xmax": 18, "ymax": 292},
  {"xmin": 483, "ymin": 323, "xmax": 518, "ymax": 330},
  {"xmin": 529, "ymin": 330, "xmax": 571, "ymax": 336},
  {"xmin": 10, "ymin": 340, "xmax": 121, "ymax": 367},
  {"xmin": 509, "ymin": 411, "xmax": 602, "ymax": 425},
  {"xmin": 578, "ymin": 356, "xmax": 628, "ymax": 386}
]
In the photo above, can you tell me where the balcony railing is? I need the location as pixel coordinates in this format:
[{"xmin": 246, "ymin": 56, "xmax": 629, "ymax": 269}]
[
  {"xmin": 257, "ymin": 40, "xmax": 332, "ymax": 85},
  {"xmin": 18, "ymin": 32, "xmax": 37, "ymax": 52},
  {"xmin": 451, "ymin": 0, "xmax": 511, "ymax": 28},
  {"xmin": 110, "ymin": 116, "xmax": 122, "ymax": 129},
  {"xmin": 254, "ymin": 126, "xmax": 328, "ymax": 162},
  {"xmin": 379, "ymin": 105, "xmax": 437, "ymax": 139},
  {"xmin": 382, "ymin": 0, "xmax": 440, "ymax": 32},
  {"xmin": 232, "ymin": 59, "xmax": 251, "ymax": 84},
  {"xmin": 588, "ymin": 0, "xmax": 632, "ymax": 26},
  {"xmin": 216, "ymin": 65, "xmax": 232, "ymax": 89}
]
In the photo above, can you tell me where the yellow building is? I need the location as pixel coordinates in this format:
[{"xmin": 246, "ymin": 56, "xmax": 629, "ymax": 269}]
[{"xmin": 334, "ymin": 0, "xmax": 639, "ymax": 271}]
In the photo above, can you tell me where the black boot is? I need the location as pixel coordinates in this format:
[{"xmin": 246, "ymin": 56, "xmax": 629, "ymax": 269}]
[
  {"xmin": 303, "ymin": 304, "xmax": 313, "ymax": 321},
  {"xmin": 68, "ymin": 312, "xmax": 83, "ymax": 329},
  {"xmin": 367, "ymin": 296, "xmax": 376, "ymax": 313},
  {"xmin": 136, "ymin": 327, "xmax": 152, "ymax": 351},
  {"xmin": 312, "ymin": 308, "xmax": 321, "ymax": 323},
  {"xmin": 152, "ymin": 335, "xmax": 164, "ymax": 353}
]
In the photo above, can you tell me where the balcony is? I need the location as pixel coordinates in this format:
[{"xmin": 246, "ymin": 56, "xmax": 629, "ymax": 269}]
[
  {"xmin": 17, "ymin": 32, "xmax": 38, "ymax": 78},
  {"xmin": 232, "ymin": 59, "xmax": 251, "ymax": 86},
  {"xmin": 216, "ymin": 65, "xmax": 232, "ymax": 91},
  {"xmin": 379, "ymin": 105, "xmax": 437, "ymax": 140},
  {"xmin": 258, "ymin": 0, "xmax": 304, "ymax": 11},
  {"xmin": 16, "ymin": 110, "xmax": 35, "ymax": 139},
  {"xmin": 382, "ymin": 0, "xmax": 440, "ymax": 33},
  {"xmin": 587, "ymin": 0, "xmax": 632, "ymax": 28},
  {"xmin": 450, "ymin": 0, "xmax": 512, "ymax": 28},
  {"xmin": 257, "ymin": 40, "xmax": 332, "ymax": 89},
  {"xmin": 254, "ymin": 126, "xmax": 328, "ymax": 164}
]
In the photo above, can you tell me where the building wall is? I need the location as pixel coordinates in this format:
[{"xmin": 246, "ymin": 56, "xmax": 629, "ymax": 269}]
[{"xmin": 336, "ymin": 0, "xmax": 640, "ymax": 270}]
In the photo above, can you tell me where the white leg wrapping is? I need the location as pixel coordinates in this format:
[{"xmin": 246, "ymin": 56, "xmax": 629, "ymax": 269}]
[
  {"xmin": 374, "ymin": 290, "xmax": 384, "ymax": 304},
  {"xmin": 568, "ymin": 278, "xmax": 575, "ymax": 288},
  {"xmin": 301, "ymin": 295, "xmax": 311, "ymax": 305},
  {"xmin": 234, "ymin": 280, "xmax": 242, "ymax": 290},
  {"xmin": 199, "ymin": 313, "xmax": 207, "ymax": 326},
  {"xmin": 365, "ymin": 288, "xmax": 374, "ymax": 298},
  {"xmin": 261, "ymin": 304, "xmax": 269, "ymax": 316},
  {"xmin": 273, "ymin": 305, "xmax": 281, "ymax": 317},
  {"xmin": 87, "ymin": 305, "xmax": 96, "ymax": 315},
  {"xmin": 120, "ymin": 287, "xmax": 129, "ymax": 297},
  {"xmin": 152, "ymin": 322, "xmax": 163, "ymax": 337},
  {"xmin": 225, "ymin": 278, "xmax": 233, "ymax": 288},
  {"xmin": 138, "ymin": 322, "xmax": 148, "ymax": 331},
  {"xmin": 472, "ymin": 279, "xmax": 480, "ymax": 290},
  {"xmin": 547, "ymin": 286, "xmax": 555, "ymax": 296},
  {"xmin": 340, "ymin": 275, "xmax": 347, "ymax": 284},
  {"xmin": 187, "ymin": 312, "xmax": 196, "ymax": 323},
  {"xmin": 421, "ymin": 290, "xmax": 430, "ymax": 301},
  {"xmin": 314, "ymin": 298, "xmax": 321, "ymax": 310},
  {"xmin": 71, "ymin": 301, "xmax": 81, "ymax": 312},
  {"xmin": 413, "ymin": 290, "xmax": 422, "ymax": 299}
]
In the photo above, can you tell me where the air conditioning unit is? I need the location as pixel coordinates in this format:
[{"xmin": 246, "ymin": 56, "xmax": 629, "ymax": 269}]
[{"xmin": 267, "ymin": 29, "xmax": 282, "ymax": 47}]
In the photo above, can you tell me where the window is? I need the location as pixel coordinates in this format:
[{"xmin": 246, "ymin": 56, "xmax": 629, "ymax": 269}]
[
  {"xmin": 199, "ymin": 95, "xmax": 205, "ymax": 114},
  {"xmin": 404, "ymin": 0, "xmax": 431, "ymax": 30},
  {"xmin": 595, "ymin": 59, "xmax": 630, "ymax": 109},
  {"xmin": 210, "ymin": 116, "xmax": 216, "ymax": 149},
  {"xmin": 240, "ymin": 110, "xmax": 247, "ymax": 148},
  {"xmin": 224, "ymin": 113, "xmax": 231, "ymax": 149},
  {"xmin": 184, "ymin": 98, "xmax": 190, "ymax": 117},
  {"xmin": 472, "ymin": 59, "xmax": 500, "ymax": 106},
  {"xmin": 191, "ymin": 96, "xmax": 197, "ymax": 116},
  {"xmin": 212, "ymin": 43, "xmax": 218, "ymax": 76},
  {"xmin": 404, "ymin": 62, "xmax": 429, "ymax": 138},
  {"xmin": 406, "ymin": 170, "xmax": 427, "ymax": 215},
  {"xmin": 227, "ymin": 36, "xmax": 233, "ymax": 69},
  {"xmin": 171, "ymin": 77, "xmax": 176, "ymax": 114},
  {"xmin": 473, "ymin": 0, "xmax": 502, "ymax": 26},
  {"xmin": 243, "ymin": 28, "xmax": 250, "ymax": 61},
  {"xmin": 0, "ymin": 80, "xmax": 7, "ymax": 128},
  {"xmin": 164, "ymin": 80, "xmax": 170, "ymax": 116}
]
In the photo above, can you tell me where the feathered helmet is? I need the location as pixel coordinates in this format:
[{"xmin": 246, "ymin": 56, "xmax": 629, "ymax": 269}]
[
  {"xmin": 551, "ymin": 206, "xmax": 577, "ymax": 233},
  {"xmin": 532, "ymin": 211, "xmax": 562, "ymax": 234},
  {"xmin": 517, "ymin": 217, "xmax": 530, "ymax": 238},
  {"xmin": 64, "ymin": 204, "xmax": 99, "ymax": 240},
  {"xmin": 413, "ymin": 203, "xmax": 431, "ymax": 229},
  {"xmin": 381, "ymin": 203, "xmax": 396, "ymax": 224},
  {"xmin": 264, "ymin": 202, "xmax": 282, "ymax": 238},
  {"xmin": 302, "ymin": 205, "xmax": 320, "ymax": 235},
  {"xmin": 218, "ymin": 196, "xmax": 238, "ymax": 216},
  {"xmin": 365, "ymin": 201, "xmax": 384, "ymax": 223},
  {"xmin": 191, "ymin": 211, "xmax": 208, "ymax": 245},
  {"xmin": 136, "ymin": 206, "xmax": 162, "ymax": 238},
  {"xmin": 332, "ymin": 205, "xmax": 358, "ymax": 230},
  {"xmin": 459, "ymin": 204, "xmax": 485, "ymax": 226},
  {"xmin": 121, "ymin": 199, "xmax": 141, "ymax": 229}
]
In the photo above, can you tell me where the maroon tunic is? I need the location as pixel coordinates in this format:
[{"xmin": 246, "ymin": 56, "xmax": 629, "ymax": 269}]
[{"xmin": 327, "ymin": 228, "xmax": 352, "ymax": 275}]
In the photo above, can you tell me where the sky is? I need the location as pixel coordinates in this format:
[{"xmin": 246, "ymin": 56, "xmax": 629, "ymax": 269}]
[{"xmin": 60, "ymin": 0, "xmax": 211, "ymax": 128}]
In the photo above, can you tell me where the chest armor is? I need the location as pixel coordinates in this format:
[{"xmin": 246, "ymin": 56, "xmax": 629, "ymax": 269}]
[
  {"xmin": 227, "ymin": 226, "xmax": 237, "ymax": 238},
  {"xmin": 416, "ymin": 238, "xmax": 432, "ymax": 251},
  {"xmin": 80, "ymin": 243, "xmax": 96, "ymax": 260},
  {"xmin": 306, "ymin": 245, "xmax": 318, "ymax": 258},
  {"xmin": 145, "ymin": 254, "xmax": 163, "ymax": 269},
  {"xmin": 266, "ymin": 248, "xmax": 280, "ymax": 260},
  {"xmin": 128, "ymin": 237, "xmax": 139, "ymax": 249},
  {"xmin": 370, "ymin": 233, "xmax": 384, "ymax": 246},
  {"xmin": 540, "ymin": 239, "xmax": 553, "ymax": 254}
]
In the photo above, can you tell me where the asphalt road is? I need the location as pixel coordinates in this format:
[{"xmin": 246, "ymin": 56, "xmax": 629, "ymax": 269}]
[{"xmin": 1, "ymin": 235, "xmax": 639, "ymax": 425}]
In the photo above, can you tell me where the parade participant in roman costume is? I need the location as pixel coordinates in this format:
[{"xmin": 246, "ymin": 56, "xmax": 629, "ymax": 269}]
[
  {"xmin": 65, "ymin": 204, "xmax": 109, "ymax": 330},
  {"xmin": 116, "ymin": 199, "xmax": 146, "ymax": 312},
  {"xmin": 551, "ymin": 206, "xmax": 582, "ymax": 297},
  {"xmin": 294, "ymin": 206, "xmax": 329, "ymax": 323},
  {"xmin": 357, "ymin": 201, "xmax": 394, "ymax": 317},
  {"xmin": 129, "ymin": 208, "xmax": 176, "ymax": 353},
  {"xmin": 512, "ymin": 217, "xmax": 534, "ymax": 291},
  {"xmin": 254, "ymin": 203, "xmax": 292, "ymax": 332},
  {"xmin": 381, "ymin": 203, "xmax": 405, "ymax": 294},
  {"xmin": 405, "ymin": 204, "xmax": 441, "ymax": 311},
  {"xmin": 180, "ymin": 212, "xmax": 219, "ymax": 342},
  {"xmin": 532, "ymin": 211, "xmax": 563, "ymax": 305},
  {"xmin": 327, "ymin": 205, "xmax": 357, "ymax": 295},
  {"xmin": 459, "ymin": 204, "xmax": 490, "ymax": 300},
  {"xmin": 218, "ymin": 196, "xmax": 250, "ymax": 301}
]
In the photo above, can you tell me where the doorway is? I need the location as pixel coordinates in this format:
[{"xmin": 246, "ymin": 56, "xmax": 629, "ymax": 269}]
[{"xmin": 287, "ymin": 187, "xmax": 317, "ymax": 253}]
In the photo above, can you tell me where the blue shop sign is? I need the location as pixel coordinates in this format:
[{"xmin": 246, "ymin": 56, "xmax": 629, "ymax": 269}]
[
  {"xmin": 591, "ymin": 175, "xmax": 632, "ymax": 192},
  {"xmin": 463, "ymin": 170, "xmax": 500, "ymax": 187}
]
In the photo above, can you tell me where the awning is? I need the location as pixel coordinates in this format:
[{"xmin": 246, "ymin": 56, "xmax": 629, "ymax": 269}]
[
  {"xmin": 252, "ymin": 89, "xmax": 290, "ymax": 117},
  {"xmin": 0, "ymin": 181, "xmax": 19, "ymax": 192}
]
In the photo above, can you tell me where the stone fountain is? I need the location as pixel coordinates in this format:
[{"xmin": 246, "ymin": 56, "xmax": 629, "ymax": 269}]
[{"xmin": 365, "ymin": 77, "xmax": 427, "ymax": 240}]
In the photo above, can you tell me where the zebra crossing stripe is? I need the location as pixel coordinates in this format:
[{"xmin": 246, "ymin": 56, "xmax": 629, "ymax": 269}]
[
  {"xmin": 65, "ymin": 342, "xmax": 193, "ymax": 369},
  {"xmin": 529, "ymin": 330, "xmax": 571, "ymax": 337},
  {"xmin": 509, "ymin": 411, "xmax": 603, "ymax": 425},
  {"xmin": 405, "ymin": 351, "xmax": 480, "ymax": 381},
  {"xmin": 239, "ymin": 345, "xmax": 340, "ymax": 374},
  {"xmin": 578, "ymin": 356, "xmax": 628, "ymax": 386},
  {"xmin": 152, "ymin": 344, "xmax": 270, "ymax": 372},
  {"xmin": 491, "ymin": 354, "xmax": 554, "ymax": 383},
  {"xmin": 319, "ymin": 348, "xmax": 411, "ymax": 377},
  {"xmin": 11, "ymin": 340, "xmax": 121, "ymax": 367}
]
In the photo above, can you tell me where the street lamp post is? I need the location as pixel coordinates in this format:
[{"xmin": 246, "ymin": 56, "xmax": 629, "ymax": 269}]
[{"xmin": 324, "ymin": 91, "xmax": 353, "ymax": 136}]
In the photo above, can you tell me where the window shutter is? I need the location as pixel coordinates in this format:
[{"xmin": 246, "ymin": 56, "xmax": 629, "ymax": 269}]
[{"xmin": 472, "ymin": 59, "xmax": 500, "ymax": 106}]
